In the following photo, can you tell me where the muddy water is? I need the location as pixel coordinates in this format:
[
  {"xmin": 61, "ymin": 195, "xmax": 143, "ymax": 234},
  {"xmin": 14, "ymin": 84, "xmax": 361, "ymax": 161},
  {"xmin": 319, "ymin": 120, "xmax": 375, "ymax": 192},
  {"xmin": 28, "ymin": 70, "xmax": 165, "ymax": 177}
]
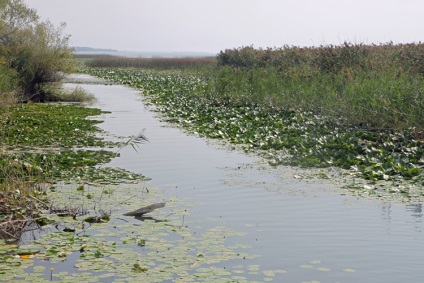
[{"xmin": 66, "ymin": 74, "xmax": 424, "ymax": 283}]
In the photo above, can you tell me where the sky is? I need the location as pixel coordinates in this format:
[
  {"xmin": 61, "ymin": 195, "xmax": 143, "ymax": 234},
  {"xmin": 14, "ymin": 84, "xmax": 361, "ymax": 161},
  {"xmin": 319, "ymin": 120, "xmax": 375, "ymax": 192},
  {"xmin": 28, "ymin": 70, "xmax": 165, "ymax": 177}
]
[{"xmin": 24, "ymin": 0, "xmax": 424, "ymax": 54}]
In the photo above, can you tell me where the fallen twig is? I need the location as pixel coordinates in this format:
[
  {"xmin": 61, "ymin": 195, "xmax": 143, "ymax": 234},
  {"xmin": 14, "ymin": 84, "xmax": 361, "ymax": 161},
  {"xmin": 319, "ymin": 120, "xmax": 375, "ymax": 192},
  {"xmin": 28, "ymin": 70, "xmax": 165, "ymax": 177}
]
[{"xmin": 123, "ymin": 202, "xmax": 166, "ymax": 217}]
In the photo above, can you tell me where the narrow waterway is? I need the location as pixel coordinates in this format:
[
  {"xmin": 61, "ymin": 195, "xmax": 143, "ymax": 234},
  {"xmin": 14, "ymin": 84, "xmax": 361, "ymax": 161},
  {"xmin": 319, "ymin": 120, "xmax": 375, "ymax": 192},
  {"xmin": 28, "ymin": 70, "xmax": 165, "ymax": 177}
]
[{"xmin": 66, "ymin": 74, "xmax": 424, "ymax": 283}]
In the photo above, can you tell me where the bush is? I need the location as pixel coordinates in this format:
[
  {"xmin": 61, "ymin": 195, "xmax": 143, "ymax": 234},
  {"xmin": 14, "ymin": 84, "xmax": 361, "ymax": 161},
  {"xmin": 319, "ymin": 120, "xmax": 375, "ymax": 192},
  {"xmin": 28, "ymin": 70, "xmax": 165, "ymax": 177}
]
[
  {"xmin": 1, "ymin": 0, "xmax": 75, "ymax": 101},
  {"xmin": 7, "ymin": 21, "xmax": 75, "ymax": 101},
  {"xmin": 43, "ymin": 85, "xmax": 96, "ymax": 102}
]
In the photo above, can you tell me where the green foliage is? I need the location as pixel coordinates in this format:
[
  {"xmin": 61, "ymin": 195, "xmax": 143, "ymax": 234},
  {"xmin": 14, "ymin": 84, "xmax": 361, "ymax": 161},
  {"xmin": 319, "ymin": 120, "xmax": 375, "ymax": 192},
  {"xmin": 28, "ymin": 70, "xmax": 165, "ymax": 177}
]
[
  {"xmin": 0, "ymin": 62, "xmax": 17, "ymax": 93},
  {"xmin": 0, "ymin": 104, "xmax": 106, "ymax": 147},
  {"xmin": 214, "ymin": 42, "xmax": 424, "ymax": 131},
  {"xmin": 7, "ymin": 21, "xmax": 75, "ymax": 101},
  {"xmin": 0, "ymin": 0, "xmax": 38, "ymax": 44},
  {"xmin": 0, "ymin": 0, "xmax": 75, "ymax": 101}
]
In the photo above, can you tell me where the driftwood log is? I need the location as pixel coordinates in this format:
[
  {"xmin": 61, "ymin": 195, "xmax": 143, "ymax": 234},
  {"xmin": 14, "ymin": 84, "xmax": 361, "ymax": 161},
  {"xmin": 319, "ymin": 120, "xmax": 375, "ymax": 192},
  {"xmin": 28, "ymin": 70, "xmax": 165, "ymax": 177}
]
[{"xmin": 123, "ymin": 202, "xmax": 165, "ymax": 217}]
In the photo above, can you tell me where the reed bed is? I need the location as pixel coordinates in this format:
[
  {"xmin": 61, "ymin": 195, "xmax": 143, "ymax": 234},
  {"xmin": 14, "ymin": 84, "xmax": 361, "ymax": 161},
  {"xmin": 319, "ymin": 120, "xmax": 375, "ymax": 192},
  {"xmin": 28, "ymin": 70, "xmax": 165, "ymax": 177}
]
[
  {"xmin": 210, "ymin": 42, "xmax": 424, "ymax": 132},
  {"xmin": 85, "ymin": 56, "xmax": 216, "ymax": 70}
]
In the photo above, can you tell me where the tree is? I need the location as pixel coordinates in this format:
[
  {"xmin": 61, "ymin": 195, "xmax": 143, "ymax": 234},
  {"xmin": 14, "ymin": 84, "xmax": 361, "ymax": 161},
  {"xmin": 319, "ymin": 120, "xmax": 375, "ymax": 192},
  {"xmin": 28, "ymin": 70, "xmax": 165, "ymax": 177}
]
[
  {"xmin": 0, "ymin": 0, "xmax": 38, "ymax": 44},
  {"xmin": 1, "ymin": 0, "xmax": 75, "ymax": 102},
  {"xmin": 9, "ymin": 21, "xmax": 75, "ymax": 101}
]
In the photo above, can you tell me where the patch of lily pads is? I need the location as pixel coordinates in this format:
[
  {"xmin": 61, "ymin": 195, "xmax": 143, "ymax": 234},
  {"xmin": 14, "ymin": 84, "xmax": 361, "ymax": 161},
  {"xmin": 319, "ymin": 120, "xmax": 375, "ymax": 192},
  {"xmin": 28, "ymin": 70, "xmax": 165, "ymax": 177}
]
[
  {"xmin": 0, "ymin": 103, "xmax": 146, "ymax": 185},
  {"xmin": 0, "ymin": 104, "xmax": 109, "ymax": 148},
  {"xmin": 84, "ymin": 68, "xmax": 424, "ymax": 202},
  {"xmin": 1, "ymin": 182, "xmax": 288, "ymax": 282}
]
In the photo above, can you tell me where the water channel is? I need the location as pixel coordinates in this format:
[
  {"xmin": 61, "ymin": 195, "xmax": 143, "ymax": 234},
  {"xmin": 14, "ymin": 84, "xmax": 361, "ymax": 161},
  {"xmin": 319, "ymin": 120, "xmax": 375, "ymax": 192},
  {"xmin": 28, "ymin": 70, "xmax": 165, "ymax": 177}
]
[{"xmin": 61, "ymin": 74, "xmax": 424, "ymax": 282}]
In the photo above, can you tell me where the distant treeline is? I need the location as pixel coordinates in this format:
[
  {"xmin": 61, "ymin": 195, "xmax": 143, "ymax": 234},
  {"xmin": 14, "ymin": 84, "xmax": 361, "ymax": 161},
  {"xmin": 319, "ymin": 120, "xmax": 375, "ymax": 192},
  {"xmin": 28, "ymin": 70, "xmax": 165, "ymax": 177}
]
[{"xmin": 74, "ymin": 47, "xmax": 118, "ymax": 52}]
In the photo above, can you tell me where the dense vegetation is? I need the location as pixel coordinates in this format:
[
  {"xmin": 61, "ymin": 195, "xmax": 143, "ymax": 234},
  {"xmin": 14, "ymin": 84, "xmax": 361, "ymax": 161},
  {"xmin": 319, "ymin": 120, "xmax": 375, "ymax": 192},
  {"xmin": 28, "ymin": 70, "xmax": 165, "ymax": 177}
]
[
  {"xmin": 0, "ymin": 0, "xmax": 75, "ymax": 102},
  {"xmin": 84, "ymin": 42, "xmax": 424, "ymax": 198},
  {"xmin": 213, "ymin": 43, "xmax": 424, "ymax": 132}
]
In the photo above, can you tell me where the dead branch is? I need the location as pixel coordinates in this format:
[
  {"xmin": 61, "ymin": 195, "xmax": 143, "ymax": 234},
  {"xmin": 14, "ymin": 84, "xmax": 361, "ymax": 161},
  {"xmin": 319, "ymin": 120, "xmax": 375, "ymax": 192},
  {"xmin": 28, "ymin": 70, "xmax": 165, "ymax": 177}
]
[{"xmin": 123, "ymin": 202, "xmax": 166, "ymax": 217}]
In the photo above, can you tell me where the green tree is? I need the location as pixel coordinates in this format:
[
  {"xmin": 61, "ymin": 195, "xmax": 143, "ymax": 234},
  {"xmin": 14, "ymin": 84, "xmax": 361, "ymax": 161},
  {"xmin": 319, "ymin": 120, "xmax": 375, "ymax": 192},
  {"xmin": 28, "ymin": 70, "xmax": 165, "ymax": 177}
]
[
  {"xmin": 1, "ymin": 0, "xmax": 75, "ymax": 102},
  {"xmin": 9, "ymin": 21, "xmax": 75, "ymax": 101},
  {"xmin": 0, "ymin": 0, "xmax": 38, "ymax": 44}
]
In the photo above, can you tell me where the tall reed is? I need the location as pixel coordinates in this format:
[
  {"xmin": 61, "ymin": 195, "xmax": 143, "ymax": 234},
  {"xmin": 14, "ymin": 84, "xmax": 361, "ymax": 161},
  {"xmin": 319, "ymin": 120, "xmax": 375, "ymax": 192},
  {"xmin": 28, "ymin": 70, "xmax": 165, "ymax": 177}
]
[
  {"xmin": 210, "ymin": 42, "xmax": 424, "ymax": 131},
  {"xmin": 85, "ymin": 56, "xmax": 216, "ymax": 70}
]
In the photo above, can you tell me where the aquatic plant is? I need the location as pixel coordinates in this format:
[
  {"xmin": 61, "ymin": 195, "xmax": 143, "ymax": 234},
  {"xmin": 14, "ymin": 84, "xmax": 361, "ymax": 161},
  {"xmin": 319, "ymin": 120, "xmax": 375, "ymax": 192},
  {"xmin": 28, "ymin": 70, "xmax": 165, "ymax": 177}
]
[
  {"xmin": 0, "ymin": 103, "xmax": 146, "ymax": 243},
  {"xmin": 0, "ymin": 179, "xmax": 290, "ymax": 282}
]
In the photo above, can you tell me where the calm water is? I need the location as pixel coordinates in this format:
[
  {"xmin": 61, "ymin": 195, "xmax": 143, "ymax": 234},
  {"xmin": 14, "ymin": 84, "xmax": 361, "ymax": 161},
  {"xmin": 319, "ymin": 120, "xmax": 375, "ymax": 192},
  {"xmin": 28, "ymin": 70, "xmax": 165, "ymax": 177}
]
[{"xmin": 65, "ymin": 75, "xmax": 424, "ymax": 283}]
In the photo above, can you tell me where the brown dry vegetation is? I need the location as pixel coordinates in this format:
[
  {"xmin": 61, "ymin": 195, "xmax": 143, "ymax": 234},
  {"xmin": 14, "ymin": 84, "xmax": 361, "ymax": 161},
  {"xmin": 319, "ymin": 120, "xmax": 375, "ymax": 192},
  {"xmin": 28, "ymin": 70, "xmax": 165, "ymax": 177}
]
[{"xmin": 85, "ymin": 56, "xmax": 217, "ymax": 69}]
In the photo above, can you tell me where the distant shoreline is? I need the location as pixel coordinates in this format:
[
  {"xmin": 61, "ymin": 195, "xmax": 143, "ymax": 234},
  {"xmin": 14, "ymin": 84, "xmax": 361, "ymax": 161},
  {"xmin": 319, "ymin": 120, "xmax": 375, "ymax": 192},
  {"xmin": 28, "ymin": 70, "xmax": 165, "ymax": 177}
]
[
  {"xmin": 74, "ymin": 49, "xmax": 217, "ymax": 58},
  {"xmin": 74, "ymin": 47, "xmax": 118, "ymax": 53}
]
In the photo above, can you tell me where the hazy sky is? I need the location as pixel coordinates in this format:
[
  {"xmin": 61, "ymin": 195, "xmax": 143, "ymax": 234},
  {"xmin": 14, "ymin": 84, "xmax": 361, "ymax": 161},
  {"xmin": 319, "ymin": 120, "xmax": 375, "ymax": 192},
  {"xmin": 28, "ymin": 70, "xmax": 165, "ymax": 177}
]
[{"xmin": 24, "ymin": 0, "xmax": 423, "ymax": 53}]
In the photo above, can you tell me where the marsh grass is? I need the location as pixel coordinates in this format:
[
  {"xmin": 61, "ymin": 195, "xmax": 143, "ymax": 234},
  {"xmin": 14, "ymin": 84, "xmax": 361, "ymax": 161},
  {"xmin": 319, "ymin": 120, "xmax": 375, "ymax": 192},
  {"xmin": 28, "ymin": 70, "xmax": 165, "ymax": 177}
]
[
  {"xmin": 211, "ymin": 42, "xmax": 424, "ymax": 131},
  {"xmin": 205, "ymin": 65, "xmax": 424, "ymax": 132},
  {"xmin": 0, "ymin": 154, "xmax": 50, "ymax": 242},
  {"xmin": 85, "ymin": 56, "xmax": 216, "ymax": 70},
  {"xmin": 43, "ymin": 85, "xmax": 96, "ymax": 102}
]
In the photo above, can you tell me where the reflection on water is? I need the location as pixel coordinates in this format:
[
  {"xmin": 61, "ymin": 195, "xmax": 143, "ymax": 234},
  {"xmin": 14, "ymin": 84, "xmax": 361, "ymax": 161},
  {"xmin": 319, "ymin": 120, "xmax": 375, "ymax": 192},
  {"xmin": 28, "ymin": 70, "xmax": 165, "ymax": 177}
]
[
  {"xmin": 62, "ymin": 75, "xmax": 424, "ymax": 283},
  {"xmin": 408, "ymin": 204, "xmax": 423, "ymax": 218}
]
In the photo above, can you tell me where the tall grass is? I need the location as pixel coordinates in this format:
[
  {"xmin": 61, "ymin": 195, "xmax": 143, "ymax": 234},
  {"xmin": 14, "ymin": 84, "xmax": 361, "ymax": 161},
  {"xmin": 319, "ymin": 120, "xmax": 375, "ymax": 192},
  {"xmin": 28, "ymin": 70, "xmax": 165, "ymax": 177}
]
[
  {"xmin": 210, "ymin": 42, "xmax": 424, "ymax": 132},
  {"xmin": 85, "ymin": 56, "xmax": 216, "ymax": 70}
]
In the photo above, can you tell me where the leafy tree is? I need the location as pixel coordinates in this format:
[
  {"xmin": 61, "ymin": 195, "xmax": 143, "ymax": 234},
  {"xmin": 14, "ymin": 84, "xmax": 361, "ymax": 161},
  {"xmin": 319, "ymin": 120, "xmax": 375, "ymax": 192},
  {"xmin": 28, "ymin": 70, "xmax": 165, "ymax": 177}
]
[
  {"xmin": 8, "ymin": 21, "xmax": 75, "ymax": 101},
  {"xmin": 0, "ymin": 0, "xmax": 38, "ymax": 44},
  {"xmin": 1, "ymin": 0, "xmax": 75, "ymax": 102}
]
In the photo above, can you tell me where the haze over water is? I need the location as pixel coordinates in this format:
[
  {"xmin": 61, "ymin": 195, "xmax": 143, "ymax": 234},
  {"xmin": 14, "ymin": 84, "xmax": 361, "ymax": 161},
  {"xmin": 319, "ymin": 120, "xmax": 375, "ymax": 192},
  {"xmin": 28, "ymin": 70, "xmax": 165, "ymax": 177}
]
[{"xmin": 25, "ymin": 0, "xmax": 424, "ymax": 53}]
